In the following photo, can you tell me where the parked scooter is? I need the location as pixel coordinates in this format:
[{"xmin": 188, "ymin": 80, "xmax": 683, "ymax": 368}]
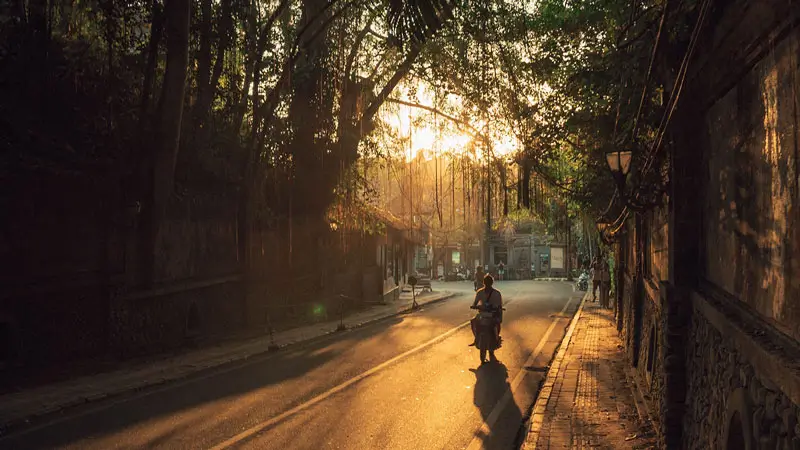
[
  {"xmin": 576, "ymin": 270, "xmax": 589, "ymax": 291},
  {"xmin": 470, "ymin": 304, "xmax": 504, "ymax": 363}
]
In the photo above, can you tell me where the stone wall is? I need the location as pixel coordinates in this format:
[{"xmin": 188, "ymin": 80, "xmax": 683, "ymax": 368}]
[
  {"xmin": 684, "ymin": 292, "xmax": 800, "ymax": 449},
  {"xmin": 110, "ymin": 278, "xmax": 246, "ymax": 356},
  {"xmin": 621, "ymin": 271, "xmax": 636, "ymax": 363},
  {"xmin": 700, "ymin": 6, "xmax": 800, "ymax": 341},
  {"xmin": 679, "ymin": 4, "xmax": 799, "ymax": 448},
  {"xmin": 620, "ymin": 213, "xmax": 643, "ymax": 367},
  {"xmin": 637, "ymin": 285, "xmax": 664, "ymax": 403},
  {"xmin": 5, "ymin": 284, "xmax": 109, "ymax": 366},
  {"xmin": 0, "ymin": 170, "xmax": 119, "ymax": 368},
  {"xmin": 611, "ymin": 2, "xmax": 799, "ymax": 448}
]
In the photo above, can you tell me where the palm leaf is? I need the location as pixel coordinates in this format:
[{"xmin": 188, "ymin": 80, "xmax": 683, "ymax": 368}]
[{"xmin": 387, "ymin": 0, "xmax": 455, "ymax": 48}]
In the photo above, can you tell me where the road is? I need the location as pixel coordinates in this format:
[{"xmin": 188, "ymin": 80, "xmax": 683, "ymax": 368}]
[{"xmin": 0, "ymin": 281, "xmax": 580, "ymax": 450}]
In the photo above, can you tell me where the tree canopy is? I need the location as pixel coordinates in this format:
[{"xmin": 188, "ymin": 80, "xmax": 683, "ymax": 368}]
[{"xmin": 1, "ymin": 0, "xmax": 701, "ymax": 278}]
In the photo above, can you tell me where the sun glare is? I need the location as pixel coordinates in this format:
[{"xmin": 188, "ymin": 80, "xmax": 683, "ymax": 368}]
[{"xmin": 383, "ymin": 83, "xmax": 518, "ymax": 162}]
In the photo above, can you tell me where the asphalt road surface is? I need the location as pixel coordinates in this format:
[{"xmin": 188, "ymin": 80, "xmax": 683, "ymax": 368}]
[{"xmin": 0, "ymin": 281, "xmax": 580, "ymax": 450}]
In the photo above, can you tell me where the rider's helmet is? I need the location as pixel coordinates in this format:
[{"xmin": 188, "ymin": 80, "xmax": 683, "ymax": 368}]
[{"xmin": 483, "ymin": 274, "xmax": 494, "ymax": 287}]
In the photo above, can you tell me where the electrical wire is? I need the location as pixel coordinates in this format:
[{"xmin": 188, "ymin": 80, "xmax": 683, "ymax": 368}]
[
  {"xmin": 638, "ymin": 0, "xmax": 712, "ymax": 178},
  {"xmin": 602, "ymin": 0, "xmax": 711, "ymax": 233},
  {"xmin": 631, "ymin": 0, "xmax": 670, "ymax": 140}
]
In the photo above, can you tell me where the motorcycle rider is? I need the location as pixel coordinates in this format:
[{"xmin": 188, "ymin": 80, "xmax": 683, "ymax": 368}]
[{"xmin": 468, "ymin": 274, "xmax": 503, "ymax": 349}]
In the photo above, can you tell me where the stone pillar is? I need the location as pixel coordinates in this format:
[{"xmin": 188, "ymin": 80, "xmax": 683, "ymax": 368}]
[
  {"xmin": 614, "ymin": 240, "xmax": 624, "ymax": 332},
  {"xmin": 661, "ymin": 96, "xmax": 704, "ymax": 448}
]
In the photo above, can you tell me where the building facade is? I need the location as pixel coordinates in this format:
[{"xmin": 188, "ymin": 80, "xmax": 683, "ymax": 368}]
[
  {"xmin": 486, "ymin": 232, "xmax": 571, "ymax": 279},
  {"xmin": 613, "ymin": 2, "xmax": 800, "ymax": 448}
]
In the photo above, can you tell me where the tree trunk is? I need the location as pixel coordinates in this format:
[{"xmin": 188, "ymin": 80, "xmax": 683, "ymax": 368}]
[
  {"xmin": 27, "ymin": 0, "xmax": 49, "ymax": 111},
  {"xmin": 231, "ymin": 0, "xmax": 258, "ymax": 135},
  {"xmin": 521, "ymin": 160, "xmax": 530, "ymax": 208},
  {"xmin": 196, "ymin": 0, "xmax": 232, "ymax": 128},
  {"xmin": 194, "ymin": 0, "xmax": 213, "ymax": 114},
  {"xmin": 566, "ymin": 212, "xmax": 573, "ymax": 280},
  {"xmin": 178, "ymin": 0, "xmax": 212, "ymax": 175},
  {"xmin": 501, "ymin": 162, "xmax": 508, "ymax": 217},
  {"xmin": 288, "ymin": 0, "xmax": 334, "ymax": 216},
  {"xmin": 139, "ymin": 0, "xmax": 164, "ymax": 129},
  {"xmin": 232, "ymin": 0, "xmax": 289, "ymax": 135},
  {"xmin": 139, "ymin": 0, "xmax": 191, "ymax": 286}
]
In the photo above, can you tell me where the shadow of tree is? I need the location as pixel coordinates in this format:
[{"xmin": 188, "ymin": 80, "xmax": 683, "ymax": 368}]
[{"xmin": 0, "ymin": 315, "xmax": 413, "ymax": 449}]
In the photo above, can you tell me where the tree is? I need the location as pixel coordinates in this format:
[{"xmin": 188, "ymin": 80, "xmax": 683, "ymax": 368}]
[{"xmin": 140, "ymin": 0, "xmax": 192, "ymax": 286}]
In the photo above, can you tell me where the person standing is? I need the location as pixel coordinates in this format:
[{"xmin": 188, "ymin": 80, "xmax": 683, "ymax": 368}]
[
  {"xmin": 474, "ymin": 265, "xmax": 485, "ymax": 291},
  {"xmin": 590, "ymin": 256, "xmax": 601, "ymax": 301},
  {"xmin": 600, "ymin": 258, "xmax": 611, "ymax": 308}
]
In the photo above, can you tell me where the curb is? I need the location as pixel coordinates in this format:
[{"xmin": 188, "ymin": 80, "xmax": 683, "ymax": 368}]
[
  {"xmin": 329, "ymin": 292, "xmax": 455, "ymax": 332},
  {"xmin": 520, "ymin": 291, "xmax": 589, "ymax": 449},
  {"xmin": 0, "ymin": 291, "xmax": 456, "ymax": 437}
]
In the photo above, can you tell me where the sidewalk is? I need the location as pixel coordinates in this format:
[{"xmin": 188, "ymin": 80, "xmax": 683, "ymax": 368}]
[
  {"xmin": 0, "ymin": 290, "xmax": 453, "ymax": 434},
  {"xmin": 523, "ymin": 296, "xmax": 657, "ymax": 449}
]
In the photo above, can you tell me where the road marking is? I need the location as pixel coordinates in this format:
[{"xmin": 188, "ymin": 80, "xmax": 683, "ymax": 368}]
[
  {"xmin": 208, "ymin": 317, "xmax": 475, "ymax": 449},
  {"xmin": 0, "ymin": 293, "xmax": 471, "ymax": 443},
  {"xmin": 465, "ymin": 296, "xmax": 576, "ymax": 450}
]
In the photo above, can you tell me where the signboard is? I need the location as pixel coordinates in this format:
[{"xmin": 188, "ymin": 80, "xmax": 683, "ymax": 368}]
[
  {"xmin": 452, "ymin": 251, "xmax": 461, "ymax": 264},
  {"xmin": 551, "ymin": 247, "xmax": 564, "ymax": 269}
]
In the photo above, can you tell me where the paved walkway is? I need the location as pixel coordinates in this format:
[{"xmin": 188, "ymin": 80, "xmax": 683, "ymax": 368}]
[
  {"xmin": 523, "ymin": 296, "xmax": 657, "ymax": 449},
  {"xmin": 0, "ymin": 290, "xmax": 452, "ymax": 433}
]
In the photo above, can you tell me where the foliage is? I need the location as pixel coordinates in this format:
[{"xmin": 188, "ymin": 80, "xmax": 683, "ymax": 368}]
[
  {"xmin": 403, "ymin": 0, "xmax": 699, "ymax": 219},
  {"xmin": 0, "ymin": 0, "xmax": 698, "ymax": 281}
]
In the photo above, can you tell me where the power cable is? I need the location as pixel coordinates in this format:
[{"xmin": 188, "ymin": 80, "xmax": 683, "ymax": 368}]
[
  {"xmin": 604, "ymin": 0, "xmax": 710, "ymax": 230},
  {"xmin": 639, "ymin": 0, "xmax": 712, "ymax": 177},
  {"xmin": 631, "ymin": 0, "xmax": 670, "ymax": 140}
]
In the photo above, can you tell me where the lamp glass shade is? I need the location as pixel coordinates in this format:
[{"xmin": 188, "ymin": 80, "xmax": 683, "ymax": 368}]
[
  {"xmin": 605, "ymin": 150, "xmax": 633, "ymax": 176},
  {"xmin": 619, "ymin": 151, "xmax": 632, "ymax": 176}
]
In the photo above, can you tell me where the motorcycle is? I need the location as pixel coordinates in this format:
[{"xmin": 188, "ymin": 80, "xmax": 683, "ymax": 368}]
[
  {"xmin": 470, "ymin": 304, "xmax": 505, "ymax": 363},
  {"xmin": 576, "ymin": 270, "xmax": 589, "ymax": 291}
]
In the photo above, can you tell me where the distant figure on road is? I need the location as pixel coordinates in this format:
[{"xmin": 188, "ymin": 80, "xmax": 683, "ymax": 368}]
[
  {"xmin": 474, "ymin": 265, "xmax": 485, "ymax": 291},
  {"xmin": 497, "ymin": 261, "xmax": 505, "ymax": 281}
]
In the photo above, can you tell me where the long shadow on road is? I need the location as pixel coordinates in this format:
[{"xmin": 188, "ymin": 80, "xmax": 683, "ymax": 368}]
[
  {"xmin": 0, "ymin": 314, "xmax": 415, "ymax": 450},
  {"xmin": 470, "ymin": 362, "xmax": 524, "ymax": 449}
]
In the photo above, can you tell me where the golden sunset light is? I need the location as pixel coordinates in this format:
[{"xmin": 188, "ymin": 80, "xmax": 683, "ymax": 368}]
[{"xmin": 3, "ymin": 0, "xmax": 778, "ymax": 449}]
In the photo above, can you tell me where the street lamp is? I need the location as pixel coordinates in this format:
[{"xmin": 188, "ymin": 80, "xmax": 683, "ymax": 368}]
[
  {"xmin": 596, "ymin": 220, "xmax": 613, "ymax": 245},
  {"xmin": 604, "ymin": 149, "xmax": 663, "ymax": 212},
  {"xmin": 605, "ymin": 150, "xmax": 632, "ymax": 190}
]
